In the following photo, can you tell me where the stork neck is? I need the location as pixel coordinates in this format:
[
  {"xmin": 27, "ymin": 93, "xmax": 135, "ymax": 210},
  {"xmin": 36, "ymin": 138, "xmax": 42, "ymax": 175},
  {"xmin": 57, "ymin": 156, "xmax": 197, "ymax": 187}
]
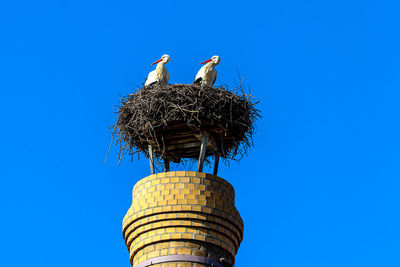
[
  {"xmin": 156, "ymin": 62, "xmax": 166, "ymax": 72},
  {"xmin": 204, "ymin": 62, "xmax": 214, "ymax": 71},
  {"xmin": 155, "ymin": 62, "xmax": 168, "ymax": 81}
]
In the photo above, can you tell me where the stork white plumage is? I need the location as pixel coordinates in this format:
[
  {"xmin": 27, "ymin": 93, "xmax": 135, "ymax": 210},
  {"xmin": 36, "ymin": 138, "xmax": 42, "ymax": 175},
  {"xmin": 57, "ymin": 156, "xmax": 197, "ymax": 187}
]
[
  {"xmin": 193, "ymin": 55, "xmax": 220, "ymax": 86},
  {"xmin": 145, "ymin": 54, "xmax": 171, "ymax": 86}
]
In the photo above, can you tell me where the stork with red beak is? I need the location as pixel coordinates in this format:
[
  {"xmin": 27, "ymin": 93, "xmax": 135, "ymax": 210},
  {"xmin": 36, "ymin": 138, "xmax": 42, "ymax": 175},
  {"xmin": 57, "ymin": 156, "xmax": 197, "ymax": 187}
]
[
  {"xmin": 145, "ymin": 54, "xmax": 171, "ymax": 86},
  {"xmin": 193, "ymin": 55, "xmax": 220, "ymax": 86}
]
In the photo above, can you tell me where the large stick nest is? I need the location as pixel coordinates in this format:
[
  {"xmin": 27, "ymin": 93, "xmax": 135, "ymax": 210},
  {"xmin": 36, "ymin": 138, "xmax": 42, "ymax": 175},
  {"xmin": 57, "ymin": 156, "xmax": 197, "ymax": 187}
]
[{"xmin": 112, "ymin": 83, "xmax": 260, "ymax": 163}]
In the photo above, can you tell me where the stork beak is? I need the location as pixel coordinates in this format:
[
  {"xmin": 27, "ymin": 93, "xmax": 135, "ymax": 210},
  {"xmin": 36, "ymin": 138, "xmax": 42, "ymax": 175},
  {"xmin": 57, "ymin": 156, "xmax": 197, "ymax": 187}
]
[
  {"xmin": 200, "ymin": 59, "xmax": 212, "ymax": 65},
  {"xmin": 151, "ymin": 58, "xmax": 163, "ymax": 65}
]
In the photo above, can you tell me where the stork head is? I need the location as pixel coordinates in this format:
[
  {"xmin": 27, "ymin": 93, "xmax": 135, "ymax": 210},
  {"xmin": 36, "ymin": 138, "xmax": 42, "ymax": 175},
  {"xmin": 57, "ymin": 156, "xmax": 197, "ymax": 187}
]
[
  {"xmin": 200, "ymin": 55, "xmax": 220, "ymax": 65},
  {"xmin": 152, "ymin": 54, "xmax": 171, "ymax": 65},
  {"xmin": 211, "ymin": 55, "xmax": 220, "ymax": 65}
]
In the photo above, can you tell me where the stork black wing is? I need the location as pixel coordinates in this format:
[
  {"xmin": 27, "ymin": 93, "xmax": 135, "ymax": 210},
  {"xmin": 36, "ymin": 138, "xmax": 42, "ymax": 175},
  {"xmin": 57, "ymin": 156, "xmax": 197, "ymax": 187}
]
[{"xmin": 193, "ymin": 77, "xmax": 202, "ymax": 84}]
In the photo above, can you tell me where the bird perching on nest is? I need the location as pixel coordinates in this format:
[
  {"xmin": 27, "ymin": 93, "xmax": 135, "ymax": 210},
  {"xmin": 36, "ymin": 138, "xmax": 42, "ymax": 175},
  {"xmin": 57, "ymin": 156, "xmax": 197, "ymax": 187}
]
[
  {"xmin": 194, "ymin": 55, "xmax": 220, "ymax": 86},
  {"xmin": 144, "ymin": 54, "xmax": 171, "ymax": 86}
]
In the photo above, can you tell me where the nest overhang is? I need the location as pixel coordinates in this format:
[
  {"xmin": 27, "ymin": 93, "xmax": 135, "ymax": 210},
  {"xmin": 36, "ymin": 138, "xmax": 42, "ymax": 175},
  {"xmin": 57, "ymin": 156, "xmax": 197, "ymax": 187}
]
[{"xmin": 140, "ymin": 121, "xmax": 234, "ymax": 163}]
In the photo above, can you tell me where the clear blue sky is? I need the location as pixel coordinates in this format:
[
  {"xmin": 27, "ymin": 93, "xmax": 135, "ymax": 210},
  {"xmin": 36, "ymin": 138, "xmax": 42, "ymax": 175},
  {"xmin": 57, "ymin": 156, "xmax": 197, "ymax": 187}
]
[{"xmin": 1, "ymin": 1, "xmax": 399, "ymax": 266}]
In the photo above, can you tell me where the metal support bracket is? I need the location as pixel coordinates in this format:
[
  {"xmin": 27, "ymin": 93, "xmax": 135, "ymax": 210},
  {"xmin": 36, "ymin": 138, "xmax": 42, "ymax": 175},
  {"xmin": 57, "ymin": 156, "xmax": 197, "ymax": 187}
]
[
  {"xmin": 164, "ymin": 159, "xmax": 170, "ymax": 172},
  {"xmin": 213, "ymin": 151, "xmax": 220, "ymax": 175},
  {"xmin": 148, "ymin": 144, "xmax": 154, "ymax": 174},
  {"xmin": 197, "ymin": 131, "xmax": 208, "ymax": 172}
]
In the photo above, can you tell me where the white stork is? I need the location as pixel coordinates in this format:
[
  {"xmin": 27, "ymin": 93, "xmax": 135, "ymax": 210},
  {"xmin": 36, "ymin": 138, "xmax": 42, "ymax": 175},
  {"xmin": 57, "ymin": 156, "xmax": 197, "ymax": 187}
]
[
  {"xmin": 145, "ymin": 54, "xmax": 171, "ymax": 86},
  {"xmin": 193, "ymin": 55, "xmax": 220, "ymax": 86}
]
